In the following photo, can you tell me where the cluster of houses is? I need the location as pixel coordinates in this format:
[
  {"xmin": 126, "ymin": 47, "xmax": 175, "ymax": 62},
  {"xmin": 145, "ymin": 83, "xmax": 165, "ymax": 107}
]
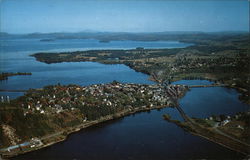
[
  {"xmin": 0, "ymin": 82, "xmax": 188, "ymax": 155},
  {"xmin": 206, "ymin": 111, "xmax": 249, "ymax": 129},
  {"xmin": 1, "ymin": 96, "xmax": 10, "ymax": 103},
  {"xmin": 20, "ymin": 82, "xmax": 187, "ymax": 117}
]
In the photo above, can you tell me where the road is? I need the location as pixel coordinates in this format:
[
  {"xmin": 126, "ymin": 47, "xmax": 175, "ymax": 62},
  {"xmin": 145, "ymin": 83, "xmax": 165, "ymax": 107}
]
[{"xmin": 174, "ymin": 104, "xmax": 250, "ymax": 155}]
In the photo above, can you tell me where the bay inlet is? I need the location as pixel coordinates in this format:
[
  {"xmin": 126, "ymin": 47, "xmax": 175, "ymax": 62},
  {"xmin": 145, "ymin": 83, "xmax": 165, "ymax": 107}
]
[{"xmin": 0, "ymin": 38, "xmax": 247, "ymax": 159}]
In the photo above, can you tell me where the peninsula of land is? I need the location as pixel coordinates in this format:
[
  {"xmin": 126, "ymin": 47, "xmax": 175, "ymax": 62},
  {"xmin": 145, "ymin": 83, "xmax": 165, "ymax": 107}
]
[
  {"xmin": 32, "ymin": 33, "xmax": 250, "ymax": 104},
  {"xmin": 1, "ymin": 32, "xmax": 249, "ymax": 158},
  {"xmin": 0, "ymin": 72, "xmax": 32, "ymax": 81},
  {"xmin": 0, "ymin": 81, "xmax": 187, "ymax": 158},
  {"xmin": 163, "ymin": 108, "xmax": 250, "ymax": 155},
  {"xmin": 29, "ymin": 33, "xmax": 250, "ymax": 156}
]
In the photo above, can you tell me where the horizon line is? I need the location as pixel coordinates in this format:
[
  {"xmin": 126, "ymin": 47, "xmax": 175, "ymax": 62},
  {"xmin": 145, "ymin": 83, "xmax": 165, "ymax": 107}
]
[{"xmin": 1, "ymin": 30, "xmax": 249, "ymax": 35}]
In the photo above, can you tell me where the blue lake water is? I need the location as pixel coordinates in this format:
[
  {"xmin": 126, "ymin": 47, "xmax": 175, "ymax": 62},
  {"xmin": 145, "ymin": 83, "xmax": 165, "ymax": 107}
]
[
  {"xmin": 173, "ymin": 80, "xmax": 249, "ymax": 119},
  {"xmin": 13, "ymin": 98, "xmax": 246, "ymax": 160},
  {"xmin": 0, "ymin": 38, "xmax": 191, "ymax": 98},
  {"xmin": 0, "ymin": 38, "xmax": 192, "ymax": 54},
  {"xmin": 0, "ymin": 38, "xmax": 248, "ymax": 159}
]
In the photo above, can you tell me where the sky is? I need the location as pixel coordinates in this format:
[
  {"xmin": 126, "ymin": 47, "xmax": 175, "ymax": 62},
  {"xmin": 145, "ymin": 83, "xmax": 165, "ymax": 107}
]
[{"xmin": 0, "ymin": 0, "xmax": 249, "ymax": 33}]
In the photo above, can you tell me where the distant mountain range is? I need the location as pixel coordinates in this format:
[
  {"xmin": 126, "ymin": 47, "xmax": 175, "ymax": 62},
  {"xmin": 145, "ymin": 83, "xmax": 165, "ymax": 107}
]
[{"xmin": 0, "ymin": 31, "xmax": 248, "ymax": 43}]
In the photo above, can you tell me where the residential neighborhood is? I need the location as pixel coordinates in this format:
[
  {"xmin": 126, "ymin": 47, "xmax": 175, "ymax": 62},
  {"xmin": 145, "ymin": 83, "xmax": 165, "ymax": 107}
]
[
  {"xmin": 20, "ymin": 81, "xmax": 188, "ymax": 120},
  {"xmin": 0, "ymin": 81, "xmax": 188, "ymax": 157}
]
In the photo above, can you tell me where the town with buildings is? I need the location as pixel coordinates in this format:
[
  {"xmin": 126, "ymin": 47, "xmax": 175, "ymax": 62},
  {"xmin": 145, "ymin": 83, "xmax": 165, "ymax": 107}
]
[
  {"xmin": 20, "ymin": 81, "xmax": 187, "ymax": 118},
  {"xmin": 5, "ymin": 33, "xmax": 247, "ymax": 158},
  {"xmin": 0, "ymin": 81, "xmax": 188, "ymax": 157},
  {"xmin": 0, "ymin": 0, "xmax": 249, "ymax": 159},
  {"xmin": 32, "ymin": 34, "xmax": 250, "ymax": 104}
]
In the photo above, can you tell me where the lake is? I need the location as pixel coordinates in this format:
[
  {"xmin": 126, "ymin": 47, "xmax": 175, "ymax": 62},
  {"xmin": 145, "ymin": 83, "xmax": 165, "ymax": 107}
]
[
  {"xmin": 1, "ymin": 38, "xmax": 191, "ymax": 98},
  {"xmin": 12, "ymin": 83, "xmax": 247, "ymax": 160},
  {"xmin": 0, "ymin": 38, "xmax": 247, "ymax": 159}
]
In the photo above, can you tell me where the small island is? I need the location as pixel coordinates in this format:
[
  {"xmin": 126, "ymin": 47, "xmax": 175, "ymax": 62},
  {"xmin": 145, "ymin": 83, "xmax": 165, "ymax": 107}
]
[{"xmin": 0, "ymin": 72, "xmax": 32, "ymax": 81}]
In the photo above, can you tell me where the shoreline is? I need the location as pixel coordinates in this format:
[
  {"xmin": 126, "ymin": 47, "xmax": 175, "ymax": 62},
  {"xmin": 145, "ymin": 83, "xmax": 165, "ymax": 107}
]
[
  {"xmin": 31, "ymin": 48, "xmax": 250, "ymax": 105},
  {"xmin": 1, "ymin": 64, "xmax": 248, "ymax": 159},
  {"xmin": 190, "ymin": 131, "xmax": 248, "ymax": 156},
  {"xmin": 2, "ymin": 37, "xmax": 249, "ymax": 158},
  {"xmin": 0, "ymin": 72, "xmax": 32, "ymax": 81},
  {"xmin": 172, "ymin": 121, "xmax": 249, "ymax": 155},
  {"xmin": 2, "ymin": 104, "xmax": 170, "ymax": 159},
  {"xmin": 163, "ymin": 112, "xmax": 250, "ymax": 156}
]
